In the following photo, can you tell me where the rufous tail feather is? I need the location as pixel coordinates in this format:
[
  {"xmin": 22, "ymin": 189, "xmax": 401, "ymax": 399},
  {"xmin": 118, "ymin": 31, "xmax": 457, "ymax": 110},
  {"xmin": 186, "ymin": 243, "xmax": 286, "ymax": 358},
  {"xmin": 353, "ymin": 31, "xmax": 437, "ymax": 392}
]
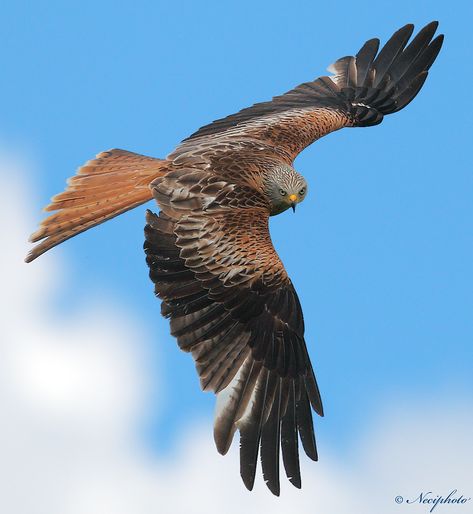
[{"xmin": 25, "ymin": 148, "xmax": 167, "ymax": 262}]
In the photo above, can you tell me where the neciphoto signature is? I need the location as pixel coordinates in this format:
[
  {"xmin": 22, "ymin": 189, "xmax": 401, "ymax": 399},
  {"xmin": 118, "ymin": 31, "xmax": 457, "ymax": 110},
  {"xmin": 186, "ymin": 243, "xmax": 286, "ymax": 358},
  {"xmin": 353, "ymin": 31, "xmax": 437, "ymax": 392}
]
[{"xmin": 394, "ymin": 490, "xmax": 471, "ymax": 512}]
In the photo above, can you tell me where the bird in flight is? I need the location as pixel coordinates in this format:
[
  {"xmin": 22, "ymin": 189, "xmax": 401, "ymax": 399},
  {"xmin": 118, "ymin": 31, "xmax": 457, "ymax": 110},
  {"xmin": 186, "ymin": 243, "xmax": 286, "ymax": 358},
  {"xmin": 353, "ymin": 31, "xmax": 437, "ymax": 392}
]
[{"xmin": 26, "ymin": 22, "xmax": 443, "ymax": 495}]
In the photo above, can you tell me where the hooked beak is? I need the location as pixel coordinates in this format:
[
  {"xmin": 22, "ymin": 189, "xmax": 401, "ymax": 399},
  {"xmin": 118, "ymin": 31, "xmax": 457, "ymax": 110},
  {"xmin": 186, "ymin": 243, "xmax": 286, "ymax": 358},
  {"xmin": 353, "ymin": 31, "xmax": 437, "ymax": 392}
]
[{"xmin": 289, "ymin": 194, "xmax": 297, "ymax": 213}]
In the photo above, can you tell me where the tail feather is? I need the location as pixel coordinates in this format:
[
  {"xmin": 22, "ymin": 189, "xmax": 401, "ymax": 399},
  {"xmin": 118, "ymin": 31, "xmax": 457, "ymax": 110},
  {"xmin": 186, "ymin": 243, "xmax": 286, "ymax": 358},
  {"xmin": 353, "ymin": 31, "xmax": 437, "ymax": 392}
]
[
  {"xmin": 26, "ymin": 149, "xmax": 167, "ymax": 263},
  {"xmin": 328, "ymin": 21, "xmax": 444, "ymax": 127}
]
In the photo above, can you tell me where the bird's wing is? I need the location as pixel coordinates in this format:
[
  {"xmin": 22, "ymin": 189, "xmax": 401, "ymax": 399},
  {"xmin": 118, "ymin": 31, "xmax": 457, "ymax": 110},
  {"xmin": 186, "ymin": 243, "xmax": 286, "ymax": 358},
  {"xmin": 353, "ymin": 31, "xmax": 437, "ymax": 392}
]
[
  {"xmin": 170, "ymin": 22, "xmax": 443, "ymax": 164},
  {"xmin": 145, "ymin": 168, "xmax": 323, "ymax": 495}
]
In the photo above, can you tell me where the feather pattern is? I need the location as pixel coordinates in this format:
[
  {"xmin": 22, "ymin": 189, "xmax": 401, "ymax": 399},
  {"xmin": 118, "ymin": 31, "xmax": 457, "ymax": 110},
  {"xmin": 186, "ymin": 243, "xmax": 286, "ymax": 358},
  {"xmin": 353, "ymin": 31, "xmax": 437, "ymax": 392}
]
[
  {"xmin": 144, "ymin": 178, "xmax": 324, "ymax": 493},
  {"xmin": 168, "ymin": 21, "xmax": 443, "ymax": 163},
  {"xmin": 26, "ymin": 21, "xmax": 443, "ymax": 496},
  {"xmin": 26, "ymin": 149, "xmax": 166, "ymax": 262}
]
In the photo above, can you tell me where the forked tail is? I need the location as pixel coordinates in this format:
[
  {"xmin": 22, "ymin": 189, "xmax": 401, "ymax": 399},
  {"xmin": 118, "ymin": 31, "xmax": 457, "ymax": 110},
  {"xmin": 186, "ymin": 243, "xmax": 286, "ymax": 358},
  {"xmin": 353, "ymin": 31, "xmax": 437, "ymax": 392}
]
[{"xmin": 25, "ymin": 149, "xmax": 168, "ymax": 262}]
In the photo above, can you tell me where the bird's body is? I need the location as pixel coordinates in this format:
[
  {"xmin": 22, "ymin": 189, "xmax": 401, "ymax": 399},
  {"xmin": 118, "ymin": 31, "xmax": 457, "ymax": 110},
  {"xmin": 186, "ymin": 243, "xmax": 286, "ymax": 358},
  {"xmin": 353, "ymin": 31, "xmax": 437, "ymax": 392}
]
[{"xmin": 26, "ymin": 22, "xmax": 443, "ymax": 495}]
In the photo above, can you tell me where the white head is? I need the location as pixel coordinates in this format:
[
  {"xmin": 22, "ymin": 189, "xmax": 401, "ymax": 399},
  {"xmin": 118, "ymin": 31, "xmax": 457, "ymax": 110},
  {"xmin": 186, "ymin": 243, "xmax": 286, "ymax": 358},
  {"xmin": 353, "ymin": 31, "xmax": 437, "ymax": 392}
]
[{"xmin": 264, "ymin": 164, "xmax": 308, "ymax": 215}]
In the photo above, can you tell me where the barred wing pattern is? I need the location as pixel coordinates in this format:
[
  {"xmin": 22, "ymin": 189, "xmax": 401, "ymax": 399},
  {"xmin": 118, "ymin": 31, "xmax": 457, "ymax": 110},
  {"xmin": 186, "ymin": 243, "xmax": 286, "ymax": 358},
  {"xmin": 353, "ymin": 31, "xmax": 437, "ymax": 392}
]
[{"xmin": 144, "ymin": 169, "xmax": 323, "ymax": 494}]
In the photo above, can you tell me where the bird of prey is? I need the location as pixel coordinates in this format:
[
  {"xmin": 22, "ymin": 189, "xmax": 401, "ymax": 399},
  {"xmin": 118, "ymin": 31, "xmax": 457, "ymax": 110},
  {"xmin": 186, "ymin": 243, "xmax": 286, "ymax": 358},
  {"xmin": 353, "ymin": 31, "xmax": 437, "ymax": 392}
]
[{"xmin": 26, "ymin": 22, "xmax": 443, "ymax": 495}]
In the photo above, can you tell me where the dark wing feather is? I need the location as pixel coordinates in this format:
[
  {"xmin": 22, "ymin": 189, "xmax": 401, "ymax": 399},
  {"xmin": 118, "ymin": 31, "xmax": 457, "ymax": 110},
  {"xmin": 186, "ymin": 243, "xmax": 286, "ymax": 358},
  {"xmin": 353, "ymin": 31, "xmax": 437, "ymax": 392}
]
[
  {"xmin": 169, "ymin": 22, "xmax": 443, "ymax": 164},
  {"xmin": 144, "ymin": 171, "xmax": 324, "ymax": 495},
  {"xmin": 239, "ymin": 367, "xmax": 275, "ymax": 491},
  {"xmin": 260, "ymin": 377, "xmax": 283, "ymax": 495},
  {"xmin": 355, "ymin": 38, "xmax": 380, "ymax": 86},
  {"xmin": 370, "ymin": 24, "xmax": 414, "ymax": 87},
  {"xmin": 281, "ymin": 380, "xmax": 301, "ymax": 488}
]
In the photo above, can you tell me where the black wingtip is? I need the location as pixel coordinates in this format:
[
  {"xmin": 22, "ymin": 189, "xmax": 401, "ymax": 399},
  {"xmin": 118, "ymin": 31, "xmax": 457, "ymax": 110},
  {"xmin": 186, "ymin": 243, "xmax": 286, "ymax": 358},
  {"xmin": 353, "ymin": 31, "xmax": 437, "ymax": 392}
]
[
  {"xmin": 432, "ymin": 33, "xmax": 445, "ymax": 58},
  {"xmin": 396, "ymin": 23, "xmax": 415, "ymax": 40},
  {"xmin": 289, "ymin": 474, "xmax": 302, "ymax": 489},
  {"xmin": 215, "ymin": 440, "xmax": 230, "ymax": 456},
  {"xmin": 265, "ymin": 480, "xmax": 281, "ymax": 496},
  {"xmin": 349, "ymin": 21, "xmax": 444, "ymax": 125},
  {"xmin": 241, "ymin": 468, "xmax": 256, "ymax": 492},
  {"xmin": 305, "ymin": 444, "xmax": 319, "ymax": 462}
]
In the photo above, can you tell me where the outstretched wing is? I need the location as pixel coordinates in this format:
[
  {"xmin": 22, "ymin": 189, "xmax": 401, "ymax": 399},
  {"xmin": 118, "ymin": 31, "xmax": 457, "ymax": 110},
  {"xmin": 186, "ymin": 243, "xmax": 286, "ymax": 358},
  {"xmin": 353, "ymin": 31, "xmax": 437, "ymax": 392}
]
[
  {"xmin": 144, "ymin": 168, "xmax": 323, "ymax": 495},
  {"xmin": 170, "ymin": 22, "xmax": 443, "ymax": 164}
]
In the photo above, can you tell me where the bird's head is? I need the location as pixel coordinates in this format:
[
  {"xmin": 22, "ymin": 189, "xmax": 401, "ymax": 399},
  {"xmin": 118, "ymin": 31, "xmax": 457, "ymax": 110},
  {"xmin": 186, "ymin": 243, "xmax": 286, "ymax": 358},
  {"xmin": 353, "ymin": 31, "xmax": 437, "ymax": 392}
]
[{"xmin": 265, "ymin": 165, "xmax": 308, "ymax": 215}]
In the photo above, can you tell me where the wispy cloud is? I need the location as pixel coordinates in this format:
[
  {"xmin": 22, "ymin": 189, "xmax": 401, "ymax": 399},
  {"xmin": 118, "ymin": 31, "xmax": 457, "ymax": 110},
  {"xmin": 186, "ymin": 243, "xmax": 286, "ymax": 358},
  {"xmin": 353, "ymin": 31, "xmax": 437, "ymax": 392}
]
[{"xmin": 1, "ymin": 152, "xmax": 471, "ymax": 514}]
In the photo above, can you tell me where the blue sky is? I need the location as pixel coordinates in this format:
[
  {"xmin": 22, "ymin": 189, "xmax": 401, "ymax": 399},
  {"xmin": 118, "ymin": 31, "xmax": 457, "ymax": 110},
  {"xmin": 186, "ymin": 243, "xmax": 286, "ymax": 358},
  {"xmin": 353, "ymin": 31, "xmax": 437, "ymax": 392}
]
[{"xmin": 2, "ymin": 0, "xmax": 472, "ymax": 465}]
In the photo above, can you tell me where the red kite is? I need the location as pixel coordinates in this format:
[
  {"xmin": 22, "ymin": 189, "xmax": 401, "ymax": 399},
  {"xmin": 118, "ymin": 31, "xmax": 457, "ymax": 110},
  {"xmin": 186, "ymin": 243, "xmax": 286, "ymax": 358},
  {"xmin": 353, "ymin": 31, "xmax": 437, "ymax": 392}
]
[{"xmin": 26, "ymin": 22, "xmax": 443, "ymax": 495}]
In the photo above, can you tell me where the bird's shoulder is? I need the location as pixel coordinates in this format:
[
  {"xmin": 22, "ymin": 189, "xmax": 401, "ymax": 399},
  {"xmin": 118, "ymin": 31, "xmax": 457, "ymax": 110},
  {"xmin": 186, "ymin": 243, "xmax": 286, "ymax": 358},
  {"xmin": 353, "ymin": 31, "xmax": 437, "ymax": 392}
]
[
  {"xmin": 149, "ymin": 158, "xmax": 291, "ymax": 292},
  {"xmin": 155, "ymin": 143, "xmax": 291, "ymax": 216}
]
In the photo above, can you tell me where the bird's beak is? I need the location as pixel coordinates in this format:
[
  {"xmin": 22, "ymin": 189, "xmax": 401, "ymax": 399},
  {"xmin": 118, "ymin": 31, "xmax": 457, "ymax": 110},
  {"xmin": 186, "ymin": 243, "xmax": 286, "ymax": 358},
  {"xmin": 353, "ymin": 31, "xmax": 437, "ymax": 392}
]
[{"xmin": 289, "ymin": 194, "xmax": 297, "ymax": 213}]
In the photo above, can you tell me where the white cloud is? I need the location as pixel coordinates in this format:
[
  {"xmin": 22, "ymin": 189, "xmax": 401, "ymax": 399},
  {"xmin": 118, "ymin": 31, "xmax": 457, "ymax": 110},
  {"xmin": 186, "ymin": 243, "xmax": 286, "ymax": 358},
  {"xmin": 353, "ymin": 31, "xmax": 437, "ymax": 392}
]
[
  {"xmin": 0, "ymin": 151, "xmax": 471, "ymax": 514},
  {"xmin": 0, "ymin": 151, "xmax": 153, "ymax": 513}
]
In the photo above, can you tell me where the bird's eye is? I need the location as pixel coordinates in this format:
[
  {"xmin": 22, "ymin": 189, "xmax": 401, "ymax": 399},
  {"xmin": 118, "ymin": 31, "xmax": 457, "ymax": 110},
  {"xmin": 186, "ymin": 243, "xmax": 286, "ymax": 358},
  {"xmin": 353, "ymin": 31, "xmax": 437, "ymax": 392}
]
[
  {"xmin": 279, "ymin": 189, "xmax": 287, "ymax": 196},
  {"xmin": 299, "ymin": 188, "xmax": 305, "ymax": 196}
]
